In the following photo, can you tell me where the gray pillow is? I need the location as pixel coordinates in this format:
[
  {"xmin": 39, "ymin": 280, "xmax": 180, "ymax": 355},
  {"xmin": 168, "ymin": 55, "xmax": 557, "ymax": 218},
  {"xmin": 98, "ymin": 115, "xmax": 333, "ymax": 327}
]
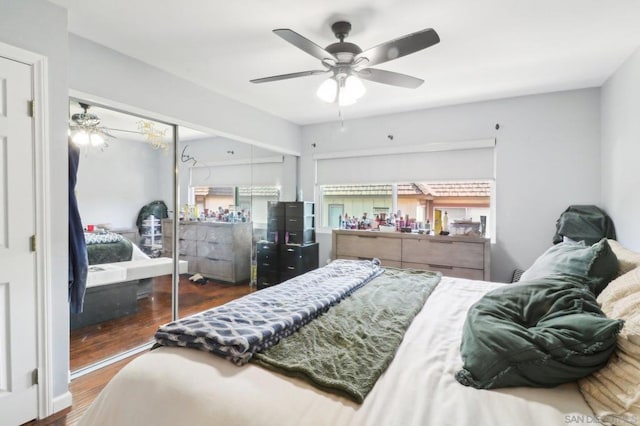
[
  {"xmin": 520, "ymin": 238, "xmax": 618, "ymax": 295},
  {"xmin": 456, "ymin": 275, "xmax": 623, "ymax": 389}
]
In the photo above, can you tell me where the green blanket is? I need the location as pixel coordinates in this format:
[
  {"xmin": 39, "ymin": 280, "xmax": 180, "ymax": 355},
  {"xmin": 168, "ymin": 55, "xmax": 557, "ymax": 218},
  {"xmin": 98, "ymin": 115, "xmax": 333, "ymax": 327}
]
[
  {"xmin": 252, "ymin": 268, "xmax": 441, "ymax": 403},
  {"xmin": 87, "ymin": 239, "xmax": 133, "ymax": 265}
]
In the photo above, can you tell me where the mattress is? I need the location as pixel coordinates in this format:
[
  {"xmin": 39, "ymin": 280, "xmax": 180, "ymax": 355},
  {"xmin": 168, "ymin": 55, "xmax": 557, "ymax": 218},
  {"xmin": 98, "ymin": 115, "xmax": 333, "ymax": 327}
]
[{"xmin": 79, "ymin": 276, "xmax": 595, "ymax": 426}]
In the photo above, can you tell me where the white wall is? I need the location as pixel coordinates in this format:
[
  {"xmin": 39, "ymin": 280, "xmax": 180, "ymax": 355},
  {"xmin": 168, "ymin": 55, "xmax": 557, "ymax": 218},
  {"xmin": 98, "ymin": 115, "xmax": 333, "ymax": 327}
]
[
  {"xmin": 0, "ymin": 0, "xmax": 70, "ymax": 406},
  {"xmin": 76, "ymin": 138, "xmax": 173, "ymax": 230},
  {"xmin": 601, "ymin": 47, "xmax": 640, "ymax": 251},
  {"xmin": 301, "ymin": 89, "xmax": 602, "ymax": 282},
  {"xmin": 69, "ymin": 35, "xmax": 302, "ymax": 156}
]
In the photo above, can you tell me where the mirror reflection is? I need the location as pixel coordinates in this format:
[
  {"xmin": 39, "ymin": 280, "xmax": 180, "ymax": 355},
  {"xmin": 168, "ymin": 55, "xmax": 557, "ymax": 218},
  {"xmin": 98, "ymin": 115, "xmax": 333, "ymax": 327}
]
[
  {"xmin": 68, "ymin": 99, "xmax": 178, "ymax": 372},
  {"xmin": 68, "ymin": 99, "xmax": 288, "ymax": 374}
]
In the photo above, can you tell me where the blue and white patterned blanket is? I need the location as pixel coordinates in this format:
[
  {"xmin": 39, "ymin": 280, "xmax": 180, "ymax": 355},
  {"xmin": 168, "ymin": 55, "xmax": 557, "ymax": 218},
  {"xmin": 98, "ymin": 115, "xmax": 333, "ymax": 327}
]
[
  {"xmin": 154, "ymin": 259, "xmax": 383, "ymax": 364},
  {"xmin": 84, "ymin": 231, "xmax": 124, "ymax": 245}
]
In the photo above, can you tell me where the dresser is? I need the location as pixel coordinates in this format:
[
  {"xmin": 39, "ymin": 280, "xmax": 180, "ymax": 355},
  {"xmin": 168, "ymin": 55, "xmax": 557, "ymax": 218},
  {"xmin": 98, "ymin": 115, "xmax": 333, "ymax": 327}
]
[
  {"xmin": 332, "ymin": 229, "xmax": 490, "ymax": 281},
  {"xmin": 162, "ymin": 220, "xmax": 251, "ymax": 283}
]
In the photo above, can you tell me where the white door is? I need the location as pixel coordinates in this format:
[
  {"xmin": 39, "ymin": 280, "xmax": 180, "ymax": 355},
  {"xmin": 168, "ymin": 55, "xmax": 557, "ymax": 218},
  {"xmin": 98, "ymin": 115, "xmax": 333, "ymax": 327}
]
[{"xmin": 0, "ymin": 56, "xmax": 38, "ymax": 425}]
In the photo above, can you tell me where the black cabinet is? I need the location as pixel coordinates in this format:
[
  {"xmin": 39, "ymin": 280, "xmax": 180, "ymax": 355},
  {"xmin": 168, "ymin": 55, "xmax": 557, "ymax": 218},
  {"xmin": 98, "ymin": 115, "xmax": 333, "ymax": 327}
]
[
  {"xmin": 257, "ymin": 202, "xmax": 318, "ymax": 290},
  {"xmin": 279, "ymin": 243, "xmax": 319, "ymax": 281},
  {"xmin": 256, "ymin": 241, "xmax": 280, "ymax": 289},
  {"xmin": 266, "ymin": 201, "xmax": 285, "ymax": 244},
  {"xmin": 284, "ymin": 201, "xmax": 315, "ymax": 245}
]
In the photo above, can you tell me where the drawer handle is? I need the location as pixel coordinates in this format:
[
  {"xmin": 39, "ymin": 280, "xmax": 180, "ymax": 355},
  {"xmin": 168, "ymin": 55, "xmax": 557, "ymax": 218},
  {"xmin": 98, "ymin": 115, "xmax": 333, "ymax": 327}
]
[
  {"xmin": 428, "ymin": 264, "xmax": 453, "ymax": 269},
  {"xmin": 287, "ymin": 248, "xmax": 295, "ymax": 252},
  {"xmin": 262, "ymin": 263, "xmax": 270, "ymax": 267},
  {"xmin": 357, "ymin": 235, "xmax": 378, "ymax": 239},
  {"xmin": 289, "ymin": 218, "xmax": 297, "ymax": 222},
  {"xmin": 287, "ymin": 266, "xmax": 295, "ymax": 270},
  {"xmin": 430, "ymin": 240, "xmax": 453, "ymax": 244}
]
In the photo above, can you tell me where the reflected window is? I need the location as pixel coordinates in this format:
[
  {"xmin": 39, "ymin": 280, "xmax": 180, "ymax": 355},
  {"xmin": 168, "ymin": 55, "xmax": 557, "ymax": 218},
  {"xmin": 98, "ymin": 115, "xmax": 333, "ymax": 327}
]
[
  {"xmin": 319, "ymin": 181, "xmax": 492, "ymax": 238},
  {"xmin": 191, "ymin": 185, "xmax": 280, "ymax": 224}
]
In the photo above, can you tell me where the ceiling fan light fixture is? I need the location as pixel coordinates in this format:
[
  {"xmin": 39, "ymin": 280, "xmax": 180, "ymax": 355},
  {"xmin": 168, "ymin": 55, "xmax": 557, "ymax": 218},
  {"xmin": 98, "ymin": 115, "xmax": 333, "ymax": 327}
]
[
  {"xmin": 344, "ymin": 75, "xmax": 366, "ymax": 100},
  {"xmin": 316, "ymin": 77, "xmax": 338, "ymax": 103},
  {"xmin": 71, "ymin": 130, "xmax": 90, "ymax": 146},
  {"xmin": 69, "ymin": 103, "xmax": 113, "ymax": 148},
  {"xmin": 90, "ymin": 132, "xmax": 106, "ymax": 147}
]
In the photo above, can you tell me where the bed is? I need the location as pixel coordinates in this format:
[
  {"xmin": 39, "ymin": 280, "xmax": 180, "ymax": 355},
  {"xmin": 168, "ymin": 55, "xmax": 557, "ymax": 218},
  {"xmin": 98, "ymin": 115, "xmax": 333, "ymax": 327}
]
[
  {"xmin": 71, "ymin": 231, "xmax": 187, "ymax": 329},
  {"xmin": 85, "ymin": 231, "xmax": 148, "ymax": 265},
  {"xmin": 81, "ymin": 268, "xmax": 615, "ymax": 425}
]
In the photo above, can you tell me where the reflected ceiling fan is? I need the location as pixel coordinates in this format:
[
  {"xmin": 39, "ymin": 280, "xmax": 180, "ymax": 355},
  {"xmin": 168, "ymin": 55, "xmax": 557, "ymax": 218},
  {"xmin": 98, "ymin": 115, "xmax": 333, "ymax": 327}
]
[
  {"xmin": 69, "ymin": 102, "xmax": 170, "ymax": 152},
  {"xmin": 250, "ymin": 21, "xmax": 440, "ymax": 106}
]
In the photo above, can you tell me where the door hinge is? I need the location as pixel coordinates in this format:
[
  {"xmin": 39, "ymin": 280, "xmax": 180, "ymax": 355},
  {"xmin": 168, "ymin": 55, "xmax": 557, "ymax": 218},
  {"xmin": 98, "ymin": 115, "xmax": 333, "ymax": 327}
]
[
  {"xmin": 28, "ymin": 100, "xmax": 35, "ymax": 118},
  {"xmin": 32, "ymin": 368, "xmax": 39, "ymax": 386},
  {"xmin": 30, "ymin": 234, "xmax": 37, "ymax": 252}
]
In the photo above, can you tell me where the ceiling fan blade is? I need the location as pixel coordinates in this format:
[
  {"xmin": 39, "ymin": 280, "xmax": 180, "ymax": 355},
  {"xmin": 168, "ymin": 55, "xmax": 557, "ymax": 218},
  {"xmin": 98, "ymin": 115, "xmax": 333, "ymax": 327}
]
[
  {"xmin": 250, "ymin": 70, "xmax": 330, "ymax": 84},
  {"xmin": 355, "ymin": 68, "xmax": 424, "ymax": 89},
  {"xmin": 355, "ymin": 28, "xmax": 440, "ymax": 68},
  {"xmin": 273, "ymin": 29, "xmax": 337, "ymax": 62}
]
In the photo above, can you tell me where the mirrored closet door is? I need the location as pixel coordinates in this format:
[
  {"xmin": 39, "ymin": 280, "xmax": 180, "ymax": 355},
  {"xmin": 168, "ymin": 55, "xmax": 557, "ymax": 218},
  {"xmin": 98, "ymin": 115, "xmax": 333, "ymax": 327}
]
[
  {"xmin": 68, "ymin": 99, "xmax": 177, "ymax": 373},
  {"xmin": 68, "ymin": 98, "xmax": 290, "ymax": 376},
  {"xmin": 173, "ymin": 136, "xmax": 283, "ymax": 316}
]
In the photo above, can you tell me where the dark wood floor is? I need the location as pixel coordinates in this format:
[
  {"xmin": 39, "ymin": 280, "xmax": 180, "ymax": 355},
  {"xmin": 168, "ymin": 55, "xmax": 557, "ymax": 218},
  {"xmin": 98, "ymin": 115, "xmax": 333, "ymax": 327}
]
[
  {"xmin": 27, "ymin": 274, "xmax": 253, "ymax": 425},
  {"xmin": 70, "ymin": 274, "xmax": 254, "ymax": 371}
]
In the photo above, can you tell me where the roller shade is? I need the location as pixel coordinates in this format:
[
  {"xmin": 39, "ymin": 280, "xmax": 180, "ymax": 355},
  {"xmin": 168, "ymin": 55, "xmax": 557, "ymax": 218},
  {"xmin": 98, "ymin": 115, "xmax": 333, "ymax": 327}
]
[
  {"xmin": 315, "ymin": 140, "xmax": 495, "ymax": 185},
  {"xmin": 190, "ymin": 157, "xmax": 284, "ymax": 187}
]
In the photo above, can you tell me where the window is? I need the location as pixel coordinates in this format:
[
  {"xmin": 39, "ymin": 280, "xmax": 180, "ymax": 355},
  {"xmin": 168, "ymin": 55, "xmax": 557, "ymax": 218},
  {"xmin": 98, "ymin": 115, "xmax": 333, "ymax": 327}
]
[
  {"xmin": 319, "ymin": 181, "xmax": 492, "ymax": 238},
  {"xmin": 192, "ymin": 185, "xmax": 280, "ymax": 223},
  {"xmin": 313, "ymin": 139, "xmax": 496, "ymax": 238}
]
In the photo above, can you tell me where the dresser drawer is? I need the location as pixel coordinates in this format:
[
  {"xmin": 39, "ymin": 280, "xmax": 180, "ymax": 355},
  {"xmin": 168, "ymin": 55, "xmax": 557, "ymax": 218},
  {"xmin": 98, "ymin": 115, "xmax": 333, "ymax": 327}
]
[
  {"xmin": 257, "ymin": 243, "xmax": 279, "ymax": 272},
  {"xmin": 338, "ymin": 255, "xmax": 402, "ymax": 268},
  {"xmin": 401, "ymin": 261, "xmax": 484, "ymax": 281},
  {"xmin": 267, "ymin": 201, "xmax": 285, "ymax": 217},
  {"xmin": 162, "ymin": 220, "xmax": 173, "ymax": 237},
  {"xmin": 335, "ymin": 234, "xmax": 402, "ymax": 261},
  {"xmin": 286, "ymin": 229, "xmax": 315, "ymax": 245},
  {"xmin": 257, "ymin": 271, "xmax": 280, "ymax": 289},
  {"xmin": 202, "ymin": 226, "xmax": 233, "ymax": 245},
  {"xmin": 182, "ymin": 255, "xmax": 199, "ymax": 274},
  {"xmin": 178, "ymin": 239, "xmax": 197, "ymax": 257},
  {"xmin": 279, "ymin": 244, "xmax": 319, "ymax": 274},
  {"xmin": 198, "ymin": 258, "xmax": 233, "ymax": 282},
  {"xmin": 402, "ymin": 239, "xmax": 484, "ymax": 269},
  {"xmin": 196, "ymin": 241, "xmax": 233, "ymax": 261},
  {"xmin": 178, "ymin": 224, "xmax": 201, "ymax": 241},
  {"xmin": 257, "ymin": 241, "xmax": 278, "ymax": 256},
  {"xmin": 285, "ymin": 215, "xmax": 314, "ymax": 231},
  {"xmin": 267, "ymin": 216, "xmax": 285, "ymax": 231},
  {"xmin": 285, "ymin": 202, "xmax": 314, "ymax": 217}
]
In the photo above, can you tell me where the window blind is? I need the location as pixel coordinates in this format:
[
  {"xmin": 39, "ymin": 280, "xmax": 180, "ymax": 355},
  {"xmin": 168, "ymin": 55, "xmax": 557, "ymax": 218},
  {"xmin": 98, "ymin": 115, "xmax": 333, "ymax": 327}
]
[
  {"xmin": 314, "ymin": 139, "xmax": 495, "ymax": 185},
  {"xmin": 190, "ymin": 157, "xmax": 284, "ymax": 187}
]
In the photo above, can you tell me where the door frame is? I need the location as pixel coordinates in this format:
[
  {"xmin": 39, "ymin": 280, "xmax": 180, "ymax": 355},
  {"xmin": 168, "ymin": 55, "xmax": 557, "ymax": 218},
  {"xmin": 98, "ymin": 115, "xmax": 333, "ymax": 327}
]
[{"xmin": 0, "ymin": 41, "xmax": 53, "ymax": 419}]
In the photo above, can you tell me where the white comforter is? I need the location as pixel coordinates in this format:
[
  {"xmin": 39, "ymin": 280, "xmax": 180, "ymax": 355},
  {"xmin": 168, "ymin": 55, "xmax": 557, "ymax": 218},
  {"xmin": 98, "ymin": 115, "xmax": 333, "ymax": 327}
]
[{"xmin": 79, "ymin": 277, "xmax": 595, "ymax": 426}]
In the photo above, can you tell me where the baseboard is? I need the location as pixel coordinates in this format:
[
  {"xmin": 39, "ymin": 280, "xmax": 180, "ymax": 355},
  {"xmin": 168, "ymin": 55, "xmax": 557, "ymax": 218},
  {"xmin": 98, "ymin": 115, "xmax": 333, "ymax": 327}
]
[{"xmin": 52, "ymin": 390, "xmax": 73, "ymax": 413}]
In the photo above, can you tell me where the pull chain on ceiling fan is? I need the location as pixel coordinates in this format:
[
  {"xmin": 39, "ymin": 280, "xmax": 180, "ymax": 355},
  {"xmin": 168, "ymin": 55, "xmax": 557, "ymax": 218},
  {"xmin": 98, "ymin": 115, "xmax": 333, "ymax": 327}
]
[{"xmin": 251, "ymin": 21, "xmax": 440, "ymax": 106}]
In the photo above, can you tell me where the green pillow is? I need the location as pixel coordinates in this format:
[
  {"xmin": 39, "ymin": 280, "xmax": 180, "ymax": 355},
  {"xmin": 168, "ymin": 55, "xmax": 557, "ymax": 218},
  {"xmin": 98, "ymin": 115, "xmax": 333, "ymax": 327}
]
[
  {"xmin": 456, "ymin": 275, "xmax": 623, "ymax": 389},
  {"xmin": 520, "ymin": 238, "xmax": 618, "ymax": 295}
]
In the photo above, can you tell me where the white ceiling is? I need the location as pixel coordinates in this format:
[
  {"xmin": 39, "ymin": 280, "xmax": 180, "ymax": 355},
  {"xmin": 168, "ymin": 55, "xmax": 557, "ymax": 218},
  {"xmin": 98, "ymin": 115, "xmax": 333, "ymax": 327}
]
[{"xmin": 52, "ymin": 0, "xmax": 640, "ymax": 126}]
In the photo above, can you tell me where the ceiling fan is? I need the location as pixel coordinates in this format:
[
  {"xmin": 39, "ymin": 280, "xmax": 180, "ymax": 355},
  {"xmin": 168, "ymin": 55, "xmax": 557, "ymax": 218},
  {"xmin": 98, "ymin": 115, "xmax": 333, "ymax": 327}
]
[
  {"xmin": 69, "ymin": 102, "xmax": 170, "ymax": 152},
  {"xmin": 250, "ymin": 21, "xmax": 440, "ymax": 106},
  {"xmin": 69, "ymin": 102, "xmax": 116, "ymax": 147}
]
